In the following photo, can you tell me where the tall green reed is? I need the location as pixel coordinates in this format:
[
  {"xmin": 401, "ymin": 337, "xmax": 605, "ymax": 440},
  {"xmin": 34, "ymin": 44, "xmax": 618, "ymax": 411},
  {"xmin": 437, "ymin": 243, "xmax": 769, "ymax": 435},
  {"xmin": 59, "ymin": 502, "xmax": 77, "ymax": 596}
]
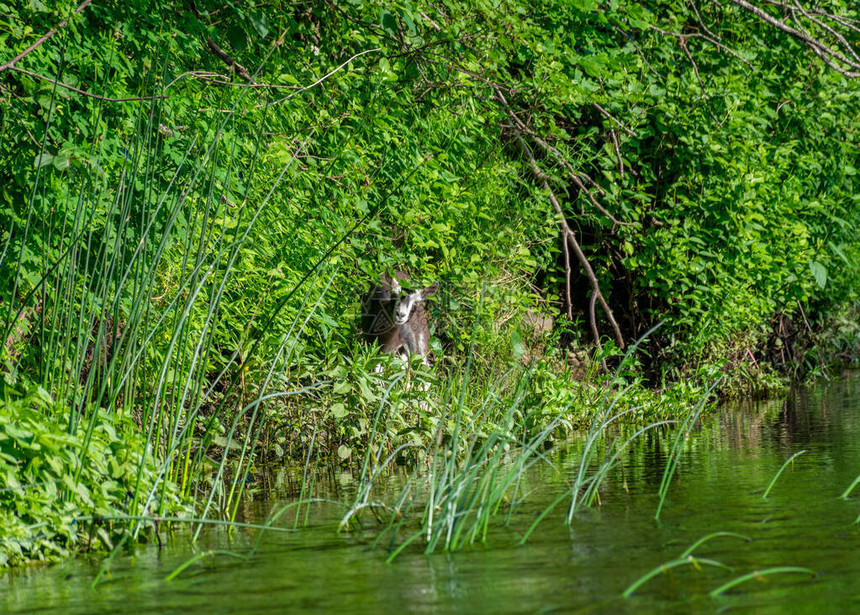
[
  {"xmin": 655, "ymin": 374, "xmax": 725, "ymax": 519},
  {"xmin": 1, "ymin": 44, "xmax": 337, "ymax": 542}
]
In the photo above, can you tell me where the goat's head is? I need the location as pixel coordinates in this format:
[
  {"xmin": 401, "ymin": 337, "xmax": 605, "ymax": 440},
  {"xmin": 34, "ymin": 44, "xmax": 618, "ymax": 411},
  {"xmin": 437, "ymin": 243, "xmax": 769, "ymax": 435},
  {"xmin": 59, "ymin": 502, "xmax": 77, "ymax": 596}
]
[
  {"xmin": 361, "ymin": 270, "xmax": 439, "ymax": 359},
  {"xmin": 394, "ymin": 280, "xmax": 439, "ymax": 325}
]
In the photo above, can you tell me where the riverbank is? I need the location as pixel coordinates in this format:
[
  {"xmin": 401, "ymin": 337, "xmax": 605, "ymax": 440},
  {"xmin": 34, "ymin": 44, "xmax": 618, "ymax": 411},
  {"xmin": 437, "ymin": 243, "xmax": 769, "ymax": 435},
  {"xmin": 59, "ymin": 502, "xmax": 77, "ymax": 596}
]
[
  {"xmin": 2, "ymin": 335, "xmax": 856, "ymax": 569},
  {"xmin": 5, "ymin": 378, "xmax": 860, "ymax": 612}
]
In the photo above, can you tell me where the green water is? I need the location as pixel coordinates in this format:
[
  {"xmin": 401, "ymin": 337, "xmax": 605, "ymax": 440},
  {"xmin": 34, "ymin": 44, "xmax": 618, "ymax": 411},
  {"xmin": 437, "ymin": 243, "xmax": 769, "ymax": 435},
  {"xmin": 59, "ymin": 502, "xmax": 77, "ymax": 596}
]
[{"xmin": 4, "ymin": 376, "xmax": 860, "ymax": 613}]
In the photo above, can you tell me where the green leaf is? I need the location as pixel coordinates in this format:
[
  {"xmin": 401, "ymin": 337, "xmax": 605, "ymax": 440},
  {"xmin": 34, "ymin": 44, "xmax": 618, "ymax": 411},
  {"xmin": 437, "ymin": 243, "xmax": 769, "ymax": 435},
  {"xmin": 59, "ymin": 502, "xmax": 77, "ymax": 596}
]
[
  {"xmin": 212, "ymin": 436, "xmax": 242, "ymax": 451},
  {"xmin": 330, "ymin": 403, "xmax": 348, "ymax": 419},
  {"xmin": 5, "ymin": 423, "xmax": 35, "ymax": 444},
  {"xmin": 34, "ymin": 152, "xmax": 53, "ymax": 168},
  {"xmin": 52, "ymin": 154, "xmax": 70, "ymax": 171},
  {"xmin": 511, "ymin": 330, "xmax": 525, "ymax": 359},
  {"xmin": 249, "ymin": 11, "xmax": 269, "ymax": 38},
  {"xmin": 809, "ymin": 261, "xmax": 827, "ymax": 288},
  {"xmin": 333, "ymin": 380, "xmax": 352, "ymax": 394},
  {"xmin": 227, "ymin": 25, "xmax": 248, "ymax": 52},
  {"xmin": 577, "ymin": 55, "xmax": 604, "ymax": 77},
  {"xmin": 380, "ymin": 10, "xmax": 398, "ymax": 36}
]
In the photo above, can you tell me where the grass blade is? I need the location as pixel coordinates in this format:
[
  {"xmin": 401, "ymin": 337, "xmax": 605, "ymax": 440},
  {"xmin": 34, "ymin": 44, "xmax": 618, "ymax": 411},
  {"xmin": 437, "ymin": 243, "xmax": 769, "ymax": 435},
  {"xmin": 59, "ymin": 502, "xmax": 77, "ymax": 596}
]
[
  {"xmin": 623, "ymin": 556, "xmax": 731, "ymax": 598},
  {"xmin": 679, "ymin": 531, "xmax": 751, "ymax": 558},
  {"xmin": 165, "ymin": 550, "xmax": 249, "ymax": 581},
  {"xmin": 839, "ymin": 474, "xmax": 860, "ymax": 500},
  {"xmin": 762, "ymin": 450, "xmax": 807, "ymax": 500},
  {"xmin": 709, "ymin": 567, "xmax": 816, "ymax": 597}
]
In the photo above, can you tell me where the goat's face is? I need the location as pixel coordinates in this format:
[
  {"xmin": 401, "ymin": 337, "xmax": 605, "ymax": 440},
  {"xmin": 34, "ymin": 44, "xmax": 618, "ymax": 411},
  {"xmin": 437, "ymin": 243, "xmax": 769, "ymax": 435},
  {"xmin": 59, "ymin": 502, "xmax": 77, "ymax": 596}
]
[
  {"xmin": 394, "ymin": 290, "xmax": 422, "ymax": 325},
  {"xmin": 362, "ymin": 272, "xmax": 439, "ymax": 342},
  {"xmin": 367, "ymin": 272, "xmax": 404, "ymax": 330},
  {"xmin": 394, "ymin": 282, "xmax": 439, "ymax": 325}
]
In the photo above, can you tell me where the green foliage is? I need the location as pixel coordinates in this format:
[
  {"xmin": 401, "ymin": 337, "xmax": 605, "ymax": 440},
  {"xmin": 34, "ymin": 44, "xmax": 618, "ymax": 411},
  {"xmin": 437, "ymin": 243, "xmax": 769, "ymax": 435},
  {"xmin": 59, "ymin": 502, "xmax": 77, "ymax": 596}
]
[
  {"xmin": 3, "ymin": 0, "xmax": 857, "ymax": 378},
  {"xmin": 0, "ymin": 380, "xmax": 187, "ymax": 567}
]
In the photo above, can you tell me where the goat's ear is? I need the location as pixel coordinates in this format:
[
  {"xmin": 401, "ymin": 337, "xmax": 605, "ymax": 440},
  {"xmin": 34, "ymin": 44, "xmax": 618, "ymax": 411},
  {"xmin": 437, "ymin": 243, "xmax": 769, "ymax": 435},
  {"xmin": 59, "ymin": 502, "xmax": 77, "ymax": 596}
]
[
  {"xmin": 421, "ymin": 282, "xmax": 440, "ymax": 298},
  {"xmin": 385, "ymin": 268, "xmax": 403, "ymax": 294}
]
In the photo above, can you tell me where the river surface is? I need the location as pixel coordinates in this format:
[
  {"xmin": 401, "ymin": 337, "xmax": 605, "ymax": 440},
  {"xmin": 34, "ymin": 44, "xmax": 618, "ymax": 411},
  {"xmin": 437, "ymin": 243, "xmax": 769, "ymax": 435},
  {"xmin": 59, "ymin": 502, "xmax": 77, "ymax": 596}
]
[{"xmin": 3, "ymin": 374, "xmax": 860, "ymax": 613}]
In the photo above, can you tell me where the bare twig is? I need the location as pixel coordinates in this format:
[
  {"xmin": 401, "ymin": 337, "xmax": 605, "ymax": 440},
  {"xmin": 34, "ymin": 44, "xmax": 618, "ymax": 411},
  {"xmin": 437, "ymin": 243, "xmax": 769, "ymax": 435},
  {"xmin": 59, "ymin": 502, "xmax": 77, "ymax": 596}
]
[
  {"xmin": 610, "ymin": 129, "xmax": 624, "ymax": 178},
  {"xmin": 263, "ymin": 48, "xmax": 381, "ymax": 107},
  {"xmin": 679, "ymin": 38, "xmax": 706, "ymax": 95},
  {"xmin": 690, "ymin": 0, "xmax": 720, "ymax": 40},
  {"xmin": 0, "ymin": 0, "xmax": 93, "ymax": 73},
  {"xmin": 823, "ymin": 13, "xmax": 860, "ymax": 36},
  {"xmin": 745, "ymin": 346, "xmax": 760, "ymax": 369},
  {"xmin": 0, "ymin": 0, "xmax": 156, "ymax": 103},
  {"xmin": 809, "ymin": 45, "xmax": 860, "ymax": 78},
  {"xmin": 7, "ymin": 66, "xmax": 165, "ymax": 102},
  {"xmin": 589, "ymin": 292, "xmax": 604, "ymax": 363},
  {"xmin": 418, "ymin": 11, "xmax": 443, "ymax": 31},
  {"xmin": 795, "ymin": 300, "xmax": 814, "ymax": 335},
  {"xmin": 205, "ymin": 36, "xmax": 255, "ymax": 83},
  {"xmin": 613, "ymin": 24, "xmax": 662, "ymax": 79},
  {"xmin": 504, "ymin": 106, "xmax": 632, "ymax": 227},
  {"xmin": 164, "ymin": 70, "xmax": 308, "ymax": 92},
  {"xmin": 580, "ymin": 171, "xmax": 606, "ymax": 196},
  {"xmin": 164, "ymin": 71, "xmax": 223, "ymax": 90},
  {"xmin": 789, "ymin": 0, "xmax": 860, "ymax": 64},
  {"xmin": 650, "ymin": 24, "xmax": 754, "ymax": 68},
  {"xmin": 727, "ymin": 0, "xmax": 860, "ymax": 77},
  {"xmin": 562, "ymin": 233, "xmax": 573, "ymax": 321},
  {"xmin": 593, "ymin": 103, "xmax": 637, "ymax": 137}
]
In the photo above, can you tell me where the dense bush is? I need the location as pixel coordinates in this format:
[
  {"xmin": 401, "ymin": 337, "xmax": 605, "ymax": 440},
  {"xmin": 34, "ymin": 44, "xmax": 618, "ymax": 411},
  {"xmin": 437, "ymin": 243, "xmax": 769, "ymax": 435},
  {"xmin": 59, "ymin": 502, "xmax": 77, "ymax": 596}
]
[{"xmin": 0, "ymin": 381, "xmax": 188, "ymax": 567}]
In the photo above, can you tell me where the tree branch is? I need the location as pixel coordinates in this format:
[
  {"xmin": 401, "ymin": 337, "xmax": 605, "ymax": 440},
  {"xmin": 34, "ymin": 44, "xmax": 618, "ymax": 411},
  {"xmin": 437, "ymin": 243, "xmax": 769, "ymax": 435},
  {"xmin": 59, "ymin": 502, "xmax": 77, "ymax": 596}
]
[
  {"xmin": 788, "ymin": 0, "xmax": 860, "ymax": 64},
  {"xmin": 593, "ymin": 103, "xmax": 637, "ymax": 137},
  {"xmin": 502, "ymin": 107, "xmax": 633, "ymax": 227},
  {"xmin": 7, "ymin": 66, "xmax": 165, "ymax": 102},
  {"xmin": 262, "ymin": 48, "xmax": 381, "ymax": 107},
  {"xmin": 163, "ymin": 70, "xmax": 310, "ymax": 91},
  {"xmin": 205, "ymin": 36, "xmax": 255, "ymax": 83},
  {"xmin": 562, "ymin": 233, "xmax": 573, "ymax": 321},
  {"xmin": 650, "ymin": 24, "xmax": 754, "ymax": 68},
  {"xmin": 727, "ymin": 0, "xmax": 860, "ymax": 76},
  {"xmin": 609, "ymin": 128, "xmax": 625, "ymax": 178},
  {"xmin": 0, "ymin": 0, "xmax": 93, "ymax": 73},
  {"xmin": 495, "ymin": 90, "xmax": 626, "ymax": 350}
]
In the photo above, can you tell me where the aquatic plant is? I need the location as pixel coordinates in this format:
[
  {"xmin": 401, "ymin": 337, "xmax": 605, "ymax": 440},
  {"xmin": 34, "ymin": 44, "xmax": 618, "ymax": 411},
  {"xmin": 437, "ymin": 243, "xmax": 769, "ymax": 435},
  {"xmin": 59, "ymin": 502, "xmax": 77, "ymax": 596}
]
[
  {"xmin": 341, "ymin": 324, "xmax": 568, "ymax": 558},
  {"xmin": 339, "ymin": 324, "xmax": 711, "ymax": 559},
  {"xmin": 623, "ymin": 531, "xmax": 749, "ymax": 597},
  {"xmin": 838, "ymin": 474, "xmax": 860, "ymax": 500},
  {"xmin": 762, "ymin": 450, "xmax": 807, "ymax": 500},
  {"xmin": 709, "ymin": 567, "xmax": 817, "ymax": 597},
  {"xmin": 656, "ymin": 375, "xmax": 725, "ymax": 519},
  {"xmin": 164, "ymin": 550, "xmax": 249, "ymax": 582},
  {"xmin": 624, "ymin": 557, "xmax": 732, "ymax": 598},
  {"xmin": 622, "ymin": 532, "xmax": 818, "ymax": 600}
]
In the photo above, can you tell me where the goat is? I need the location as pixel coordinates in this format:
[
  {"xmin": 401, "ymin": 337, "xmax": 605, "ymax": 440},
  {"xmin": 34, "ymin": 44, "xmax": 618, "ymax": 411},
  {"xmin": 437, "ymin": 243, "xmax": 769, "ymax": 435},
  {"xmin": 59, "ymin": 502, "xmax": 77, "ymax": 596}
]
[{"xmin": 361, "ymin": 270, "xmax": 439, "ymax": 366}]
